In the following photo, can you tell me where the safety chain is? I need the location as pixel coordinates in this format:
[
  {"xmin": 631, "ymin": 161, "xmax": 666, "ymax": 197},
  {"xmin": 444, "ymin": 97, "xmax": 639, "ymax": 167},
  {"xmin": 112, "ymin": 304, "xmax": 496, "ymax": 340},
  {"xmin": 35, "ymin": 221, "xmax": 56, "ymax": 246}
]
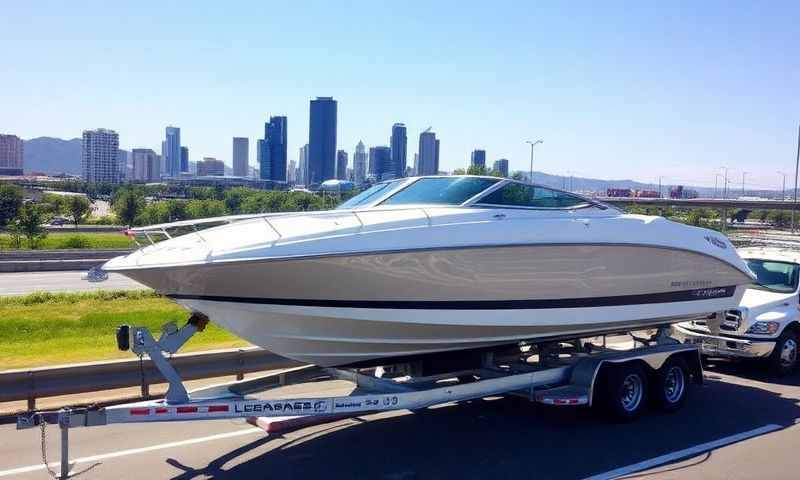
[{"xmin": 39, "ymin": 414, "xmax": 59, "ymax": 479}]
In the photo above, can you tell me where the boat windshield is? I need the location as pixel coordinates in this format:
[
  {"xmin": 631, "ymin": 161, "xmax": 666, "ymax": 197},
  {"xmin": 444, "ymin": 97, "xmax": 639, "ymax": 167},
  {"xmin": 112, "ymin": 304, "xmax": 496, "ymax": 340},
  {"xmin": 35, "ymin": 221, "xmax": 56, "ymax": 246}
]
[
  {"xmin": 338, "ymin": 180, "xmax": 404, "ymax": 209},
  {"xmin": 745, "ymin": 259, "xmax": 800, "ymax": 293},
  {"xmin": 380, "ymin": 177, "xmax": 500, "ymax": 206}
]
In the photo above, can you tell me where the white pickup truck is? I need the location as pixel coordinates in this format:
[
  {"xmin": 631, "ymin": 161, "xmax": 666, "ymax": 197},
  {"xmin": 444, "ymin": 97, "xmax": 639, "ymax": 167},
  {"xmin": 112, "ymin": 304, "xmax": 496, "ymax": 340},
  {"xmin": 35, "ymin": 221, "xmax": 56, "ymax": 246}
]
[{"xmin": 673, "ymin": 247, "xmax": 800, "ymax": 375}]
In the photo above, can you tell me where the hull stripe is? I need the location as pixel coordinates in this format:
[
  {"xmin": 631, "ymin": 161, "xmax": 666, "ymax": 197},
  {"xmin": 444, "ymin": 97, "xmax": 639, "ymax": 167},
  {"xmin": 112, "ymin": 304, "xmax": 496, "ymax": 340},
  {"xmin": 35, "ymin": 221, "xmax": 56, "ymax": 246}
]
[{"xmin": 168, "ymin": 286, "xmax": 737, "ymax": 310}]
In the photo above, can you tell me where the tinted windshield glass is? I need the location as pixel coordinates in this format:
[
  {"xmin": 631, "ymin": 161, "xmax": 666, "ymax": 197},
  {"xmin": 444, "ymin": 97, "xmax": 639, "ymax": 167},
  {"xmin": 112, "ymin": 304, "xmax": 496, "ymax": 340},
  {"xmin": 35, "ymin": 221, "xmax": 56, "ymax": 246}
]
[
  {"xmin": 380, "ymin": 177, "xmax": 499, "ymax": 206},
  {"xmin": 745, "ymin": 259, "xmax": 800, "ymax": 293},
  {"xmin": 478, "ymin": 182, "xmax": 588, "ymax": 208},
  {"xmin": 338, "ymin": 180, "xmax": 404, "ymax": 209}
]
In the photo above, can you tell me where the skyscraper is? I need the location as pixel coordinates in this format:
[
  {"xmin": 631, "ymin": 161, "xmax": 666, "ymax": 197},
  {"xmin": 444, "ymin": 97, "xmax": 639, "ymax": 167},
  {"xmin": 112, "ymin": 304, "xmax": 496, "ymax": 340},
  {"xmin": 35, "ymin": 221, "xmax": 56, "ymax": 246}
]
[
  {"xmin": 81, "ymin": 128, "xmax": 120, "ymax": 183},
  {"xmin": 197, "ymin": 157, "xmax": 224, "ymax": 176},
  {"xmin": 180, "ymin": 146, "xmax": 189, "ymax": 173},
  {"xmin": 261, "ymin": 116, "xmax": 288, "ymax": 181},
  {"xmin": 390, "ymin": 123, "xmax": 407, "ymax": 178},
  {"xmin": 308, "ymin": 97, "xmax": 337, "ymax": 185},
  {"xmin": 287, "ymin": 160, "xmax": 297, "ymax": 183},
  {"xmin": 353, "ymin": 141, "xmax": 367, "ymax": 183},
  {"xmin": 232, "ymin": 137, "xmax": 249, "ymax": 177},
  {"xmin": 336, "ymin": 150, "xmax": 348, "ymax": 180},
  {"xmin": 470, "ymin": 149, "xmax": 486, "ymax": 168},
  {"xmin": 369, "ymin": 146, "xmax": 391, "ymax": 181},
  {"xmin": 117, "ymin": 150, "xmax": 128, "ymax": 181},
  {"xmin": 298, "ymin": 144, "xmax": 309, "ymax": 185},
  {"xmin": 493, "ymin": 158, "xmax": 509, "ymax": 177},
  {"xmin": 417, "ymin": 129, "xmax": 439, "ymax": 176},
  {"xmin": 132, "ymin": 148, "xmax": 160, "ymax": 182},
  {"xmin": 0, "ymin": 134, "xmax": 24, "ymax": 175},
  {"xmin": 164, "ymin": 126, "xmax": 181, "ymax": 177}
]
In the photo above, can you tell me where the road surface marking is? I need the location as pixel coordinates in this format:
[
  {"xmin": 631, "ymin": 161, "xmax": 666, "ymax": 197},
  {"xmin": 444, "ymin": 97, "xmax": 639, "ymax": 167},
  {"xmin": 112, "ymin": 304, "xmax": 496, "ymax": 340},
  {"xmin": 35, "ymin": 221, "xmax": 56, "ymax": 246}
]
[
  {"xmin": 0, "ymin": 427, "xmax": 262, "ymax": 477},
  {"xmin": 582, "ymin": 424, "xmax": 782, "ymax": 480}
]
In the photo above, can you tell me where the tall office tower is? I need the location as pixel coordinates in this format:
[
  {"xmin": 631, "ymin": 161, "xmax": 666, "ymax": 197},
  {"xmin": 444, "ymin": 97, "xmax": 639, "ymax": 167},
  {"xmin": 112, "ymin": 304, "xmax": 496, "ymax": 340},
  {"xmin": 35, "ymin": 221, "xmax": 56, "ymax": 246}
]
[
  {"xmin": 131, "ymin": 148, "xmax": 160, "ymax": 182},
  {"xmin": 197, "ymin": 157, "xmax": 224, "ymax": 176},
  {"xmin": 493, "ymin": 158, "xmax": 509, "ymax": 177},
  {"xmin": 161, "ymin": 141, "xmax": 166, "ymax": 174},
  {"xmin": 336, "ymin": 150, "xmax": 348, "ymax": 180},
  {"xmin": 353, "ymin": 141, "xmax": 367, "ymax": 183},
  {"xmin": 117, "ymin": 150, "xmax": 128, "ymax": 181},
  {"xmin": 261, "ymin": 116, "xmax": 288, "ymax": 181},
  {"xmin": 81, "ymin": 128, "xmax": 120, "ymax": 183},
  {"xmin": 368, "ymin": 146, "xmax": 391, "ymax": 181},
  {"xmin": 164, "ymin": 126, "xmax": 181, "ymax": 177},
  {"xmin": 390, "ymin": 123, "xmax": 407, "ymax": 178},
  {"xmin": 298, "ymin": 144, "xmax": 309, "ymax": 185},
  {"xmin": 287, "ymin": 160, "xmax": 297, "ymax": 183},
  {"xmin": 412, "ymin": 153, "xmax": 418, "ymax": 176},
  {"xmin": 0, "ymin": 134, "xmax": 24, "ymax": 175},
  {"xmin": 470, "ymin": 149, "xmax": 486, "ymax": 168},
  {"xmin": 308, "ymin": 97, "xmax": 337, "ymax": 184},
  {"xmin": 180, "ymin": 146, "xmax": 189, "ymax": 173},
  {"xmin": 417, "ymin": 129, "xmax": 439, "ymax": 176},
  {"xmin": 232, "ymin": 137, "xmax": 249, "ymax": 177}
]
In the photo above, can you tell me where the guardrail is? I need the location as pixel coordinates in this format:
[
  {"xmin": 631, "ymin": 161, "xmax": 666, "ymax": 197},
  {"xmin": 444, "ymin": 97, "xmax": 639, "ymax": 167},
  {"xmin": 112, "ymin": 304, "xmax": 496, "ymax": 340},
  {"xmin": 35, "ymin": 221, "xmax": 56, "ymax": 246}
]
[{"xmin": 0, "ymin": 347, "xmax": 302, "ymax": 410}]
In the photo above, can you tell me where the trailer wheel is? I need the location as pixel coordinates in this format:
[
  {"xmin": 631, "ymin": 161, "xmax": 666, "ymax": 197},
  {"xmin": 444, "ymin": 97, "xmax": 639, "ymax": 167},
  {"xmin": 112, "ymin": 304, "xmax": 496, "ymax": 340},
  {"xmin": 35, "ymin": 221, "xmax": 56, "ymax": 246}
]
[
  {"xmin": 768, "ymin": 329, "xmax": 798, "ymax": 376},
  {"xmin": 651, "ymin": 356, "xmax": 689, "ymax": 412},
  {"xmin": 597, "ymin": 362, "xmax": 648, "ymax": 422}
]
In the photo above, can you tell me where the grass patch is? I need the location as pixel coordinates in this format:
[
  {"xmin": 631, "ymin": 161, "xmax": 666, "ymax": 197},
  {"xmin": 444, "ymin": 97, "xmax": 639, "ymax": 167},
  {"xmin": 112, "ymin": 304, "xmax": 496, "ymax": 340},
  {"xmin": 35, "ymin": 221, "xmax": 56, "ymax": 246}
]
[
  {"xmin": 0, "ymin": 290, "xmax": 248, "ymax": 369},
  {"xmin": 0, "ymin": 232, "xmax": 135, "ymax": 250}
]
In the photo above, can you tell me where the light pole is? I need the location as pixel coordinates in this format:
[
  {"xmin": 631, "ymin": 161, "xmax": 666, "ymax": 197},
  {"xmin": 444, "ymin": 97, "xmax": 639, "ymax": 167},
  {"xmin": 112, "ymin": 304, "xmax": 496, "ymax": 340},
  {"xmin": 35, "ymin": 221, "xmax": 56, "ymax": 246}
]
[
  {"xmin": 778, "ymin": 171, "xmax": 787, "ymax": 201},
  {"xmin": 526, "ymin": 139, "xmax": 543, "ymax": 184},
  {"xmin": 720, "ymin": 167, "xmax": 731, "ymax": 199},
  {"xmin": 657, "ymin": 176, "xmax": 665, "ymax": 198},
  {"xmin": 714, "ymin": 174, "xmax": 723, "ymax": 199},
  {"xmin": 792, "ymin": 123, "xmax": 800, "ymax": 233},
  {"xmin": 741, "ymin": 171, "xmax": 749, "ymax": 196}
]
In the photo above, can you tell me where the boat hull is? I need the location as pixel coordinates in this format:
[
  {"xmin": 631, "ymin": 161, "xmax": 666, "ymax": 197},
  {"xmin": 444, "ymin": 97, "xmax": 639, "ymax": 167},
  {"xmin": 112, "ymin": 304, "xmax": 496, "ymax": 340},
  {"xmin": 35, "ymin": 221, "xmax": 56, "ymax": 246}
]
[{"xmin": 116, "ymin": 244, "xmax": 752, "ymax": 366}]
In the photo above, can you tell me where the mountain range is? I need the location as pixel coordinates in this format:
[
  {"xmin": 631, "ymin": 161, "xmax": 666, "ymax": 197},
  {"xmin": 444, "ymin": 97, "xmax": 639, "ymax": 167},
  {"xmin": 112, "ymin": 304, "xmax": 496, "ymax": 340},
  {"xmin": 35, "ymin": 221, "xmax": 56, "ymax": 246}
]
[{"xmin": 22, "ymin": 136, "xmax": 768, "ymax": 197}]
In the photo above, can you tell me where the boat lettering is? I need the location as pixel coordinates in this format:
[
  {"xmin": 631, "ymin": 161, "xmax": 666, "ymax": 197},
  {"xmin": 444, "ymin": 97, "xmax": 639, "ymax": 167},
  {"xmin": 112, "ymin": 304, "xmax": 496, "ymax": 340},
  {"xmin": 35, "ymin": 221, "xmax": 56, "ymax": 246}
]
[
  {"xmin": 671, "ymin": 280, "xmax": 713, "ymax": 288},
  {"xmin": 234, "ymin": 400, "xmax": 329, "ymax": 413},
  {"xmin": 704, "ymin": 235, "xmax": 727, "ymax": 249},
  {"xmin": 334, "ymin": 401, "xmax": 363, "ymax": 409},
  {"xmin": 691, "ymin": 287, "xmax": 728, "ymax": 298}
]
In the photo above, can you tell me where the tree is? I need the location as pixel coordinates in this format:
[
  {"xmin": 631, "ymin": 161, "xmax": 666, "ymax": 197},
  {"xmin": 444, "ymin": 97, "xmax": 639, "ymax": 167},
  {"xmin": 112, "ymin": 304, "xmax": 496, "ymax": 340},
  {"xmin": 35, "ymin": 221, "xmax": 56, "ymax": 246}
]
[
  {"xmin": 510, "ymin": 171, "xmax": 525, "ymax": 181},
  {"xmin": 466, "ymin": 165, "xmax": 489, "ymax": 175},
  {"xmin": 14, "ymin": 203, "xmax": 50, "ymax": 249},
  {"xmin": 112, "ymin": 188, "xmax": 144, "ymax": 227},
  {"xmin": 64, "ymin": 196, "xmax": 92, "ymax": 228},
  {"xmin": 687, "ymin": 208, "xmax": 711, "ymax": 227},
  {"xmin": 451, "ymin": 168, "xmax": 466, "ymax": 175},
  {"xmin": 769, "ymin": 210, "xmax": 791, "ymax": 229},
  {"xmin": 0, "ymin": 184, "xmax": 23, "ymax": 227}
]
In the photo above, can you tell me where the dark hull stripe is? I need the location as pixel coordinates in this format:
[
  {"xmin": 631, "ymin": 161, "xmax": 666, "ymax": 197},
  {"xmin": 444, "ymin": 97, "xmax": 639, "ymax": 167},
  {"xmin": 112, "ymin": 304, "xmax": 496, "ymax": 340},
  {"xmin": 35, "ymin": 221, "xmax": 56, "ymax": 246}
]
[{"xmin": 168, "ymin": 286, "xmax": 737, "ymax": 310}]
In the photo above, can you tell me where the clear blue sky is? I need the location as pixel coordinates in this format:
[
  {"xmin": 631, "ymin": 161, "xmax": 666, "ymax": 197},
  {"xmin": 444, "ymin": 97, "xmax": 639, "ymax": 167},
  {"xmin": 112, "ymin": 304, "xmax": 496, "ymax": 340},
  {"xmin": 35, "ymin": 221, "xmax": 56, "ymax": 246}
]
[{"xmin": 2, "ymin": 1, "xmax": 798, "ymax": 188}]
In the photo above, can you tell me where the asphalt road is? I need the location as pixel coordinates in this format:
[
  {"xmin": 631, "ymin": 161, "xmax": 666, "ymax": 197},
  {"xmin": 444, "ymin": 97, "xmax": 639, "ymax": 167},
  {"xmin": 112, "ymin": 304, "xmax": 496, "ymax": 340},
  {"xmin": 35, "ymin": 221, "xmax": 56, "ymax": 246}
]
[
  {"xmin": 0, "ymin": 271, "xmax": 146, "ymax": 296},
  {"xmin": 1, "ymin": 360, "xmax": 799, "ymax": 479}
]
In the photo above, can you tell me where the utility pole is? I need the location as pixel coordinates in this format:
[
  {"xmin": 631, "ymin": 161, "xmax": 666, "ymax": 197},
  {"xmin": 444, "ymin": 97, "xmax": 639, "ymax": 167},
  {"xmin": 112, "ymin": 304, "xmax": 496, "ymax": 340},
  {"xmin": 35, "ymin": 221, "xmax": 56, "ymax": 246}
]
[
  {"xmin": 658, "ymin": 176, "xmax": 663, "ymax": 198},
  {"xmin": 526, "ymin": 140, "xmax": 543, "ymax": 185},
  {"xmin": 721, "ymin": 167, "xmax": 730, "ymax": 200},
  {"xmin": 714, "ymin": 174, "xmax": 721, "ymax": 199},
  {"xmin": 741, "ymin": 171, "xmax": 748, "ymax": 196},
  {"xmin": 793, "ymin": 123, "xmax": 800, "ymax": 233},
  {"xmin": 778, "ymin": 171, "xmax": 787, "ymax": 201}
]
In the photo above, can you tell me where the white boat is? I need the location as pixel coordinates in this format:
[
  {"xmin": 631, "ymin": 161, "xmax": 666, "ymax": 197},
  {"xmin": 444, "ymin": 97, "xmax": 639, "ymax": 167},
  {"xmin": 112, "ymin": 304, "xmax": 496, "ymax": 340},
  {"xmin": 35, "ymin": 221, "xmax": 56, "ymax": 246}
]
[{"xmin": 104, "ymin": 176, "xmax": 755, "ymax": 367}]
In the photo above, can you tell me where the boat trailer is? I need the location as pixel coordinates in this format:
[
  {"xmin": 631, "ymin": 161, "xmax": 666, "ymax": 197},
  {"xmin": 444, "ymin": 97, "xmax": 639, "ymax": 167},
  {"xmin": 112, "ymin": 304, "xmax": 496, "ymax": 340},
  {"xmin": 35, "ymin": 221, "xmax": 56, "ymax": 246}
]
[{"xmin": 17, "ymin": 319, "xmax": 703, "ymax": 478}]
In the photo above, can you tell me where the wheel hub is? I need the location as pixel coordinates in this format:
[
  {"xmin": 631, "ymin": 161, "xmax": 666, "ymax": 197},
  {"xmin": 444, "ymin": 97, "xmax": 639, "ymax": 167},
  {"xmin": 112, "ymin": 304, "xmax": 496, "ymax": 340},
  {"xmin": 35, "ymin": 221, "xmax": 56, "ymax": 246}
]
[
  {"xmin": 621, "ymin": 373, "xmax": 643, "ymax": 412},
  {"xmin": 780, "ymin": 338, "xmax": 797, "ymax": 367}
]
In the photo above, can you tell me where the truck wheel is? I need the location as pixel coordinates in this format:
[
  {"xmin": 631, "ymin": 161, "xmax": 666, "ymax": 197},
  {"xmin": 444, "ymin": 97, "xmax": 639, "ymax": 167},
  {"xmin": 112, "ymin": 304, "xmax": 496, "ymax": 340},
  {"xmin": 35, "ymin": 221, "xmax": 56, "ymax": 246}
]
[
  {"xmin": 597, "ymin": 362, "xmax": 648, "ymax": 422},
  {"xmin": 768, "ymin": 329, "xmax": 798, "ymax": 376},
  {"xmin": 651, "ymin": 356, "xmax": 689, "ymax": 412}
]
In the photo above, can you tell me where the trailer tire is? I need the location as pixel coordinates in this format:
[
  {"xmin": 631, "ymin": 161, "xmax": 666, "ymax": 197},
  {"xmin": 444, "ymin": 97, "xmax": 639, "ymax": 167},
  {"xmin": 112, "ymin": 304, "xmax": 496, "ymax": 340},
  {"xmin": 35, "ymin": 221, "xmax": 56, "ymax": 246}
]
[
  {"xmin": 597, "ymin": 362, "xmax": 648, "ymax": 422},
  {"xmin": 651, "ymin": 356, "xmax": 689, "ymax": 412},
  {"xmin": 768, "ymin": 329, "xmax": 798, "ymax": 376}
]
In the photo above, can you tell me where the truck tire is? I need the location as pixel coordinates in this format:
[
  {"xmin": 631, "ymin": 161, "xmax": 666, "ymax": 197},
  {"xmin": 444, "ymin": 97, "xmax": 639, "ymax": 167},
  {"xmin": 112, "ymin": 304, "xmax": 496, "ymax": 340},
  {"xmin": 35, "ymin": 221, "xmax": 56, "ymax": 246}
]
[
  {"xmin": 768, "ymin": 329, "xmax": 798, "ymax": 376},
  {"xmin": 651, "ymin": 356, "xmax": 689, "ymax": 412},
  {"xmin": 597, "ymin": 362, "xmax": 648, "ymax": 422}
]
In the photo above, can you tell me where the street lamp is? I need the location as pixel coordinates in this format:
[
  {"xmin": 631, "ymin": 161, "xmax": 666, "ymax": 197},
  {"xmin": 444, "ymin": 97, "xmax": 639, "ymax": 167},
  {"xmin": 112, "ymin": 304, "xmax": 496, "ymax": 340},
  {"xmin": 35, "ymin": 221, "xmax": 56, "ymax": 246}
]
[
  {"xmin": 526, "ymin": 139, "xmax": 543, "ymax": 184},
  {"xmin": 741, "ymin": 171, "xmax": 749, "ymax": 196},
  {"xmin": 714, "ymin": 174, "xmax": 724, "ymax": 199},
  {"xmin": 777, "ymin": 171, "xmax": 787, "ymax": 201},
  {"xmin": 720, "ymin": 167, "xmax": 731, "ymax": 199}
]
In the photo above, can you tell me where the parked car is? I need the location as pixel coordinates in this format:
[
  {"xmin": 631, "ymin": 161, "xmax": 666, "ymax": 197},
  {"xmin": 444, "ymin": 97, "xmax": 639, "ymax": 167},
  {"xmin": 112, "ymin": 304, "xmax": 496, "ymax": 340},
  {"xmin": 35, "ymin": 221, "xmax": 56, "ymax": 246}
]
[
  {"xmin": 672, "ymin": 247, "xmax": 800, "ymax": 375},
  {"xmin": 48, "ymin": 217, "xmax": 68, "ymax": 226}
]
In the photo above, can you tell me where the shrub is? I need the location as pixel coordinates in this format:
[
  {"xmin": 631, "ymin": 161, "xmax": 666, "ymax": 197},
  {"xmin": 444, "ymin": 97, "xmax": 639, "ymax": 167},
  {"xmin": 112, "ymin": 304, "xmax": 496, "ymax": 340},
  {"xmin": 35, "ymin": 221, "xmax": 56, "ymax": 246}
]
[{"xmin": 57, "ymin": 235, "xmax": 90, "ymax": 249}]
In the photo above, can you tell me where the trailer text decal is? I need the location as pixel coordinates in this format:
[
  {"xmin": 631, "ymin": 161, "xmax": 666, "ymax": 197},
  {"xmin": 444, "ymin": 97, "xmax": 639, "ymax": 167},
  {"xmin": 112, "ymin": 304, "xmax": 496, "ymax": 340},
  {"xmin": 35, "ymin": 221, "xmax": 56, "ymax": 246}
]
[{"xmin": 234, "ymin": 400, "xmax": 329, "ymax": 414}]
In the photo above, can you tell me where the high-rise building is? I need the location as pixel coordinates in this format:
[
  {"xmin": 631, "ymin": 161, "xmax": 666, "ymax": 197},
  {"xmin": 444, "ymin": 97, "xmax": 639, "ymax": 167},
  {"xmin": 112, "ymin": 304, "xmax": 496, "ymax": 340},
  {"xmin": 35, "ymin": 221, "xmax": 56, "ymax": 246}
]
[
  {"xmin": 287, "ymin": 160, "xmax": 297, "ymax": 184},
  {"xmin": 336, "ymin": 150, "xmax": 348, "ymax": 180},
  {"xmin": 180, "ymin": 146, "xmax": 189, "ymax": 173},
  {"xmin": 390, "ymin": 123, "xmax": 407, "ymax": 178},
  {"xmin": 161, "ymin": 141, "xmax": 166, "ymax": 174},
  {"xmin": 0, "ymin": 134, "xmax": 24, "ymax": 175},
  {"xmin": 493, "ymin": 158, "xmax": 509, "ymax": 177},
  {"xmin": 308, "ymin": 97, "xmax": 337, "ymax": 185},
  {"xmin": 470, "ymin": 149, "xmax": 486, "ymax": 168},
  {"xmin": 131, "ymin": 148, "xmax": 160, "ymax": 182},
  {"xmin": 297, "ymin": 144, "xmax": 309, "ymax": 185},
  {"xmin": 353, "ymin": 141, "xmax": 367, "ymax": 183},
  {"xmin": 232, "ymin": 137, "xmax": 249, "ymax": 177},
  {"xmin": 259, "ymin": 116, "xmax": 287, "ymax": 181},
  {"xmin": 117, "ymin": 150, "xmax": 128, "ymax": 181},
  {"xmin": 197, "ymin": 157, "xmax": 224, "ymax": 176},
  {"xmin": 412, "ymin": 153, "xmax": 418, "ymax": 176},
  {"xmin": 164, "ymin": 126, "xmax": 181, "ymax": 177},
  {"xmin": 81, "ymin": 128, "xmax": 120, "ymax": 183},
  {"xmin": 369, "ymin": 146, "xmax": 392, "ymax": 181},
  {"xmin": 417, "ymin": 129, "xmax": 439, "ymax": 176}
]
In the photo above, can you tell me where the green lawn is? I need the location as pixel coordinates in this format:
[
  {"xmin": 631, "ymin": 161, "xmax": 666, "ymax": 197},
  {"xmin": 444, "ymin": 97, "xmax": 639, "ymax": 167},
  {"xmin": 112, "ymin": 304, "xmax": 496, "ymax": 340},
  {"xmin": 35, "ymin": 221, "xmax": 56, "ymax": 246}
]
[
  {"xmin": 0, "ymin": 291, "xmax": 248, "ymax": 369},
  {"xmin": 0, "ymin": 232, "xmax": 135, "ymax": 250}
]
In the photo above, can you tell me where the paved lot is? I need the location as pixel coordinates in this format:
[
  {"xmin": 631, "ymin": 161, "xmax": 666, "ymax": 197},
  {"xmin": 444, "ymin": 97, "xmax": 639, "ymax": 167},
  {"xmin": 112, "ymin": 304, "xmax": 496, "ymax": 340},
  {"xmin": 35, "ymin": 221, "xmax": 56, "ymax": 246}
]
[
  {"xmin": 1, "ymin": 360, "xmax": 799, "ymax": 479},
  {"xmin": 0, "ymin": 271, "xmax": 145, "ymax": 296}
]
